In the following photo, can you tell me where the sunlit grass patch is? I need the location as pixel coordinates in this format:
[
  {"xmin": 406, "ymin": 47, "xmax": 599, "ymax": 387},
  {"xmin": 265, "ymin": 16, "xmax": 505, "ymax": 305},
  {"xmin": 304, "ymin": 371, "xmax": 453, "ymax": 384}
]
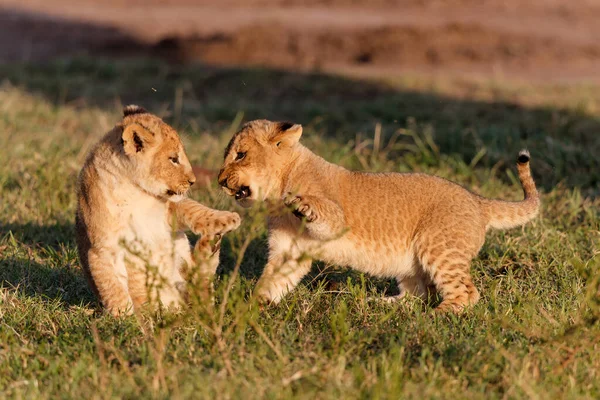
[{"xmin": 0, "ymin": 58, "xmax": 599, "ymax": 399}]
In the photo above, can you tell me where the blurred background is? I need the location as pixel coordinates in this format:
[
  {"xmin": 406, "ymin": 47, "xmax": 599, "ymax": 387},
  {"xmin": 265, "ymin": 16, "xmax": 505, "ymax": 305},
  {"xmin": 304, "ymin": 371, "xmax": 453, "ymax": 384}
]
[
  {"xmin": 1, "ymin": 0, "xmax": 599, "ymax": 194},
  {"xmin": 3, "ymin": 0, "xmax": 600, "ymax": 81}
]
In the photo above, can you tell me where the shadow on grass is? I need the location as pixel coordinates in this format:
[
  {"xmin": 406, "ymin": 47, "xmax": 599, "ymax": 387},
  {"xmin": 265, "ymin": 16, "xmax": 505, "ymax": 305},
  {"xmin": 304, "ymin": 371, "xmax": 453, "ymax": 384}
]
[
  {"xmin": 217, "ymin": 236, "xmax": 268, "ymax": 281},
  {"xmin": 1, "ymin": 222, "xmax": 75, "ymax": 249},
  {"xmin": 0, "ymin": 222, "xmax": 95, "ymax": 307},
  {"xmin": 0, "ymin": 256, "xmax": 95, "ymax": 308}
]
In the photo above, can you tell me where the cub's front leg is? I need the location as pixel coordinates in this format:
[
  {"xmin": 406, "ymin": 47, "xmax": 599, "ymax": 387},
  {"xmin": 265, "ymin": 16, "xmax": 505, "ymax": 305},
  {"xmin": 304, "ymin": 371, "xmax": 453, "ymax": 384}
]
[
  {"xmin": 282, "ymin": 193, "xmax": 346, "ymax": 241},
  {"xmin": 170, "ymin": 198, "xmax": 241, "ymax": 300},
  {"xmin": 170, "ymin": 198, "xmax": 241, "ymax": 237},
  {"xmin": 254, "ymin": 229, "xmax": 312, "ymax": 304}
]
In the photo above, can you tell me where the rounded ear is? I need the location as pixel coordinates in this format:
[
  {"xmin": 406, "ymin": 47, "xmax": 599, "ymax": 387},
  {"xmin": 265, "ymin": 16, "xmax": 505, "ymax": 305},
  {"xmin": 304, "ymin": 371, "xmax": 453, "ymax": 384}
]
[
  {"xmin": 122, "ymin": 123, "xmax": 155, "ymax": 155},
  {"xmin": 270, "ymin": 122, "xmax": 303, "ymax": 148}
]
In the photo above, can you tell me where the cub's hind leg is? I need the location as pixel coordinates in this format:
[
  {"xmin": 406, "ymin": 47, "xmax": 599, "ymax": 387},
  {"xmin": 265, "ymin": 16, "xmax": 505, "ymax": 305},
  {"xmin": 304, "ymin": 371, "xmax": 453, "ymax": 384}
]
[
  {"xmin": 431, "ymin": 262, "xmax": 479, "ymax": 313},
  {"xmin": 418, "ymin": 248, "xmax": 481, "ymax": 312},
  {"xmin": 87, "ymin": 248, "xmax": 134, "ymax": 316},
  {"xmin": 415, "ymin": 222, "xmax": 484, "ymax": 312}
]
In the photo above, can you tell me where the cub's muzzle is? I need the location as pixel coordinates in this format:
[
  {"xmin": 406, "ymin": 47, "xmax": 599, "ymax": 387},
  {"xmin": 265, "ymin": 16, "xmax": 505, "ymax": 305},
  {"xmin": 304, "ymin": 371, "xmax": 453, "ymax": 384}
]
[{"xmin": 218, "ymin": 173, "xmax": 251, "ymax": 200}]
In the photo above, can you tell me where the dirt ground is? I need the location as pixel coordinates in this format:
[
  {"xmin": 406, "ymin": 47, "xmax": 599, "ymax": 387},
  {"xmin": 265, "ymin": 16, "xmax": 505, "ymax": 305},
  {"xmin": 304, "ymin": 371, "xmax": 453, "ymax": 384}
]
[{"xmin": 1, "ymin": 0, "xmax": 600, "ymax": 83}]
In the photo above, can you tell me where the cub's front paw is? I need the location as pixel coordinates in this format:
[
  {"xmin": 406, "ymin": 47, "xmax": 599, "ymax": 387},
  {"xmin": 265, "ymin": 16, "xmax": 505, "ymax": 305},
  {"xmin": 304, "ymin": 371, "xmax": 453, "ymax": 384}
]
[
  {"xmin": 191, "ymin": 211, "xmax": 241, "ymax": 236},
  {"xmin": 209, "ymin": 210, "xmax": 242, "ymax": 235},
  {"xmin": 283, "ymin": 194, "xmax": 318, "ymax": 222}
]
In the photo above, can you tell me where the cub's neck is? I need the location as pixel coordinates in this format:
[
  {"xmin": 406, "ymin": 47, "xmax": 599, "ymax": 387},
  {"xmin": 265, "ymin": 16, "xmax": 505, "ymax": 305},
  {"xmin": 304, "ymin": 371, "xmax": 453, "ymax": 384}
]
[{"xmin": 280, "ymin": 145, "xmax": 347, "ymax": 198}]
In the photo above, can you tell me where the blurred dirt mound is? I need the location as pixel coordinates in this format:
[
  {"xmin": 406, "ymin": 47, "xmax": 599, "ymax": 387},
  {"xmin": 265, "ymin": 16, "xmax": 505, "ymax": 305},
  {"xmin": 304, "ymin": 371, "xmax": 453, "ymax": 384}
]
[
  {"xmin": 152, "ymin": 23, "xmax": 600, "ymax": 79},
  {"xmin": 2, "ymin": 0, "xmax": 600, "ymax": 82}
]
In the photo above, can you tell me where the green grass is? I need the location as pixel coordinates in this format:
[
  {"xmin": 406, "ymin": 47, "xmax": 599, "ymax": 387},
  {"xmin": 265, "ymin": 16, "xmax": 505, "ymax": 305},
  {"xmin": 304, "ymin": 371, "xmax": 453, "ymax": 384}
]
[{"xmin": 0, "ymin": 57, "xmax": 599, "ymax": 399}]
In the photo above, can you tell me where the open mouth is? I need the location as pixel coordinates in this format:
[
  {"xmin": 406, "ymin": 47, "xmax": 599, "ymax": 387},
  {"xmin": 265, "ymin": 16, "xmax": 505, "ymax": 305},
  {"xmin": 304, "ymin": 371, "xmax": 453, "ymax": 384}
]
[{"xmin": 234, "ymin": 186, "xmax": 251, "ymax": 200}]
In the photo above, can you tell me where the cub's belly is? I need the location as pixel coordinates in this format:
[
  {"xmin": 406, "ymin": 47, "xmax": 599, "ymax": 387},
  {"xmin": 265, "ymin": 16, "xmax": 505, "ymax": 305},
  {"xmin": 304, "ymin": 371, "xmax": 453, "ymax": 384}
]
[
  {"xmin": 119, "ymin": 227, "xmax": 191, "ymax": 273},
  {"xmin": 314, "ymin": 238, "xmax": 416, "ymax": 278}
]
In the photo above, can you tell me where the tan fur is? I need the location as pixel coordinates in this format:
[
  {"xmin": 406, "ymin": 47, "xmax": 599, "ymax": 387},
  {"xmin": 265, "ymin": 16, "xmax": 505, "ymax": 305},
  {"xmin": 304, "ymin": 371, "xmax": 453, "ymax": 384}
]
[
  {"xmin": 218, "ymin": 120, "xmax": 540, "ymax": 312},
  {"xmin": 75, "ymin": 106, "xmax": 240, "ymax": 316}
]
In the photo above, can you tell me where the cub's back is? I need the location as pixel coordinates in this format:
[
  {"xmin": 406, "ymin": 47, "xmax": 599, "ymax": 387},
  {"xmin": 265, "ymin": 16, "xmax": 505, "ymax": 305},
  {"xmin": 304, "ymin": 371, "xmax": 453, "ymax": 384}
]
[{"xmin": 336, "ymin": 172, "xmax": 483, "ymax": 243}]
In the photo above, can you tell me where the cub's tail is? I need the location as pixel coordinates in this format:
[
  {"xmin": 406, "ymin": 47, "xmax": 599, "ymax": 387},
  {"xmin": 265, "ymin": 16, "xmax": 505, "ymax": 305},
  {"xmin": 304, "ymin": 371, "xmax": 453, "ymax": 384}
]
[{"xmin": 481, "ymin": 150, "xmax": 540, "ymax": 230}]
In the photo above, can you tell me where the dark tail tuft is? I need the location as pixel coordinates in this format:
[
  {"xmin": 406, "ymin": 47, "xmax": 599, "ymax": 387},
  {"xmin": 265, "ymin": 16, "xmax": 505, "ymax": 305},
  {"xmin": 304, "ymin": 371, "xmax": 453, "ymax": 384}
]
[
  {"xmin": 482, "ymin": 149, "xmax": 539, "ymax": 230},
  {"xmin": 517, "ymin": 149, "xmax": 530, "ymax": 164}
]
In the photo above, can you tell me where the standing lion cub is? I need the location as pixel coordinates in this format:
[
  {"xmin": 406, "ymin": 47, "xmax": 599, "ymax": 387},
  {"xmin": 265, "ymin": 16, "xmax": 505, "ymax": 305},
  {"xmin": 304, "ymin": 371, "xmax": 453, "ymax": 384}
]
[
  {"xmin": 218, "ymin": 120, "xmax": 540, "ymax": 312},
  {"xmin": 76, "ymin": 105, "xmax": 240, "ymax": 316}
]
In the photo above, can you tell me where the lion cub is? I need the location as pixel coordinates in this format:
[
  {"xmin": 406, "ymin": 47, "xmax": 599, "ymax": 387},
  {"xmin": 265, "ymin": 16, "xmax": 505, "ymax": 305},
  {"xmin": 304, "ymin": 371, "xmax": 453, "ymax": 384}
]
[
  {"xmin": 218, "ymin": 120, "xmax": 540, "ymax": 312},
  {"xmin": 76, "ymin": 105, "xmax": 241, "ymax": 316}
]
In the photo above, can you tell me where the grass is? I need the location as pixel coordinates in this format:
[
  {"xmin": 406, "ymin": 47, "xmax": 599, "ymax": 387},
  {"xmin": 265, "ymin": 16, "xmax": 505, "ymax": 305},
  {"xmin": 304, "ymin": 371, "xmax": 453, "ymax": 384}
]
[{"xmin": 0, "ymin": 57, "xmax": 599, "ymax": 399}]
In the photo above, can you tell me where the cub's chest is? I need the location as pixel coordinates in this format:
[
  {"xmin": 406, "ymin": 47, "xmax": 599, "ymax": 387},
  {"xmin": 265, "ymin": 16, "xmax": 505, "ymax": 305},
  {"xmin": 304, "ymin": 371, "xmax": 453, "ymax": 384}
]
[{"xmin": 110, "ymin": 196, "xmax": 172, "ymax": 245}]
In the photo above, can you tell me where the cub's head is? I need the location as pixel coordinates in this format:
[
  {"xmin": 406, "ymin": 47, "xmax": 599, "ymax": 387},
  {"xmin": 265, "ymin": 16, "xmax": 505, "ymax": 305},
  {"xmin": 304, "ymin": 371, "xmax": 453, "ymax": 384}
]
[
  {"xmin": 218, "ymin": 120, "xmax": 303, "ymax": 207},
  {"xmin": 119, "ymin": 105, "xmax": 196, "ymax": 202}
]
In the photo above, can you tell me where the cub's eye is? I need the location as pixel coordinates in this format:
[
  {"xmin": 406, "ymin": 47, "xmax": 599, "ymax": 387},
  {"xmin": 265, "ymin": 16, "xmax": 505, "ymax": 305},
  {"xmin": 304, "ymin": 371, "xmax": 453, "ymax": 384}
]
[
  {"xmin": 169, "ymin": 156, "xmax": 179, "ymax": 165},
  {"xmin": 235, "ymin": 152, "xmax": 246, "ymax": 161}
]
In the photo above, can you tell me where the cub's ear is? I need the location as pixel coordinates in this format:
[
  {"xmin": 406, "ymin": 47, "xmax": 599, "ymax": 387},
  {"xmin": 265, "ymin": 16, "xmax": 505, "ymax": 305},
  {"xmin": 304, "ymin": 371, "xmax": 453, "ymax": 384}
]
[
  {"xmin": 270, "ymin": 122, "xmax": 302, "ymax": 148},
  {"xmin": 122, "ymin": 123, "xmax": 155, "ymax": 155}
]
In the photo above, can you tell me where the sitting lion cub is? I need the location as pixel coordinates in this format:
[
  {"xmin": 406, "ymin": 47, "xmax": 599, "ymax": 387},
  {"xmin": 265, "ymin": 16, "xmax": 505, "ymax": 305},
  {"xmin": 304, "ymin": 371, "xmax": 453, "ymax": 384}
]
[
  {"xmin": 76, "ymin": 105, "xmax": 241, "ymax": 316},
  {"xmin": 218, "ymin": 120, "xmax": 540, "ymax": 312}
]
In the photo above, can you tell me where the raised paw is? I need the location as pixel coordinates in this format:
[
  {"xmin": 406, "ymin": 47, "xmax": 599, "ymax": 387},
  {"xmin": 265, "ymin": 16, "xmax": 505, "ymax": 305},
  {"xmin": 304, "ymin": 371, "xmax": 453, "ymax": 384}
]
[
  {"xmin": 192, "ymin": 210, "xmax": 241, "ymax": 236},
  {"xmin": 283, "ymin": 193, "xmax": 318, "ymax": 222},
  {"xmin": 211, "ymin": 210, "xmax": 242, "ymax": 235}
]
